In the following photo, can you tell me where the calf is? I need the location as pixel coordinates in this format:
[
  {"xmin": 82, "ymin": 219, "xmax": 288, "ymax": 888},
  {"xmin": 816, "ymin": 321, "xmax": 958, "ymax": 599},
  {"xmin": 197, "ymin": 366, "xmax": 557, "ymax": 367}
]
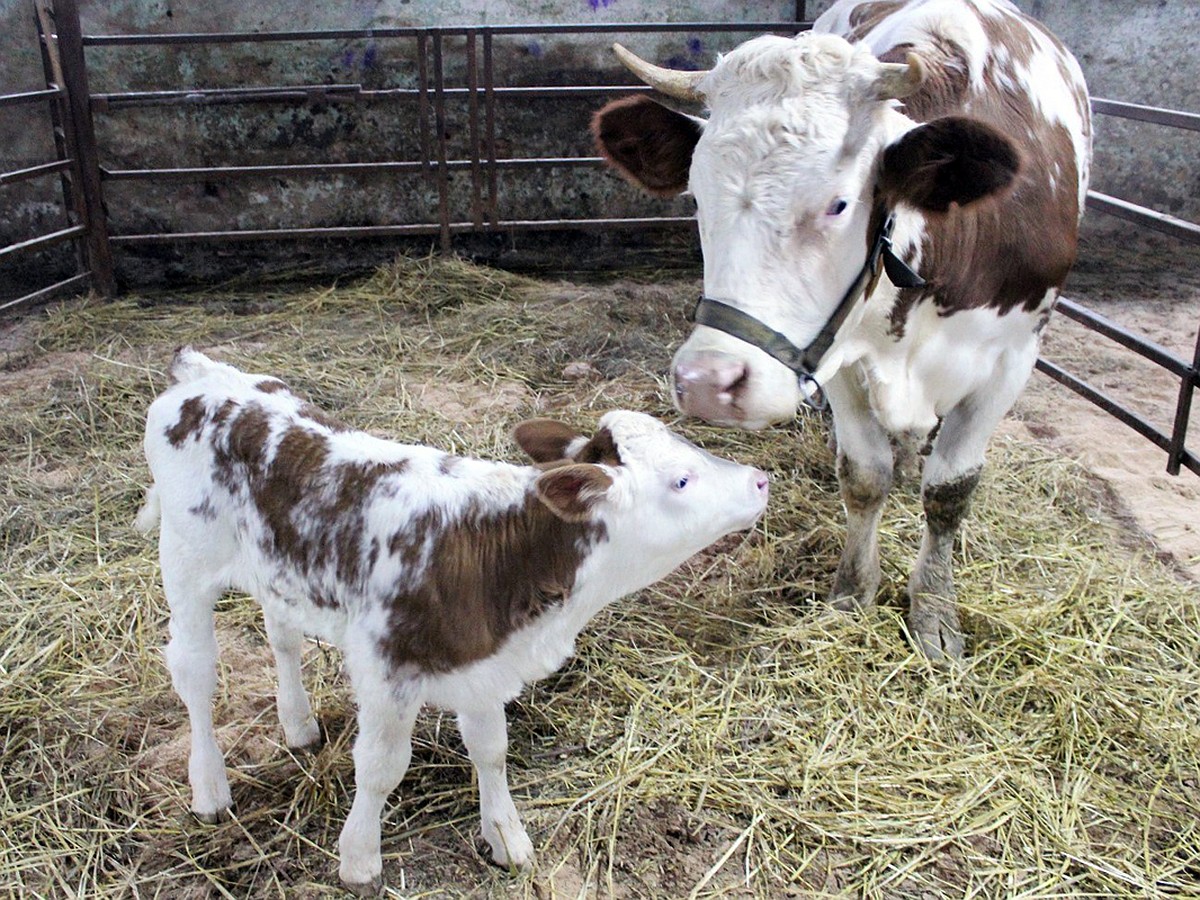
[{"xmin": 137, "ymin": 348, "xmax": 768, "ymax": 894}]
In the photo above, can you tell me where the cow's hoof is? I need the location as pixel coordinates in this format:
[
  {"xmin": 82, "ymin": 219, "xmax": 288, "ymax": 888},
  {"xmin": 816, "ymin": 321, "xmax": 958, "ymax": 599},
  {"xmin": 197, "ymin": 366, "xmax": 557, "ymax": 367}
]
[
  {"xmin": 340, "ymin": 875, "xmax": 383, "ymax": 897},
  {"xmin": 906, "ymin": 600, "xmax": 964, "ymax": 660}
]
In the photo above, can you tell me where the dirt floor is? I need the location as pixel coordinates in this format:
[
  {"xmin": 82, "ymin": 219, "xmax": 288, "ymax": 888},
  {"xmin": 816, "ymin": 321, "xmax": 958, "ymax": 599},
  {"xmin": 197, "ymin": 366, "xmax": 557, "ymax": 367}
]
[
  {"xmin": 0, "ymin": 223, "xmax": 1197, "ymax": 898},
  {"xmin": 1008, "ymin": 226, "xmax": 1200, "ymax": 579}
]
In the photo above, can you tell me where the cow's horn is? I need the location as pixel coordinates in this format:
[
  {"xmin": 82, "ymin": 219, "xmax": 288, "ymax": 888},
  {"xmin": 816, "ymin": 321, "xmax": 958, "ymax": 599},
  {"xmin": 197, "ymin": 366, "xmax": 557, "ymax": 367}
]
[
  {"xmin": 875, "ymin": 52, "xmax": 926, "ymax": 100},
  {"xmin": 612, "ymin": 42, "xmax": 707, "ymax": 102}
]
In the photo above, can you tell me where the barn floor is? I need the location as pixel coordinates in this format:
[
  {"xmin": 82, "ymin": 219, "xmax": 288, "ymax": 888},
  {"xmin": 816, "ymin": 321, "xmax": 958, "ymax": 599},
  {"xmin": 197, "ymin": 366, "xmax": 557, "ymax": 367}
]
[{"xmin": 1, "ymin": 237, "xmax": 1198, "ymax": 898}]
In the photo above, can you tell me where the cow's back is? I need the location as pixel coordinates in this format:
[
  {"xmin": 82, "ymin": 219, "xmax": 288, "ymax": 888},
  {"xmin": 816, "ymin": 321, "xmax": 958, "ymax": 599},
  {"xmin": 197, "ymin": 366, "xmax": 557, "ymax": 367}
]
[{"xmin": 817, "ymin": 0, "xmax": 1091, "ymax": 318}]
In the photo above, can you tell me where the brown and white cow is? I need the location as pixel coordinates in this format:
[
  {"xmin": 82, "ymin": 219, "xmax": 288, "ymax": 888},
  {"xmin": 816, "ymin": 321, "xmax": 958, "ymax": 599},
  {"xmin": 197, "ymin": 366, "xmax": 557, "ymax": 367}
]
[
  {"xmin": 137, "ymin": 348, "xmax": 767, "ymax": 894},
  {"xmin": 592, "ymin": 0, "xmax": 1091, "ymax": 658}
]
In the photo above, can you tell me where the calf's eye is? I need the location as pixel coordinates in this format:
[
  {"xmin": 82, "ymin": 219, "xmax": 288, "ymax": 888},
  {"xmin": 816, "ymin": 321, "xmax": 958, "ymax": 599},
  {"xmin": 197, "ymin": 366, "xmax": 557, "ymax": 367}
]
[
  {"xmin": 825, "ymin": 198, "xmax": 849, "ymax": 217},
  {"xmin": 672, "ymin": 475, "xmax": 690, "ymax": 491}
]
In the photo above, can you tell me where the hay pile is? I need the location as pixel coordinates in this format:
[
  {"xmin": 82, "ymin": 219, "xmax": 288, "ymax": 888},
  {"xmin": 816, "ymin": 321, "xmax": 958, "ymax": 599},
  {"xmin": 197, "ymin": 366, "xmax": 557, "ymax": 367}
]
[{"xmin": 1, "ymin": 254, "xmax": 1197, "ymax": 898}]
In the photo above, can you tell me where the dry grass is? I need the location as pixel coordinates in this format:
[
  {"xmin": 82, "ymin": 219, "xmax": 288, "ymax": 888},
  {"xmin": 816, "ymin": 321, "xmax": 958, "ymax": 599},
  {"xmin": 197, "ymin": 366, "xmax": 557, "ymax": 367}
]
[{"xmin": 1, "ymin": 253, "xmax": 1198, "ymax": 899}]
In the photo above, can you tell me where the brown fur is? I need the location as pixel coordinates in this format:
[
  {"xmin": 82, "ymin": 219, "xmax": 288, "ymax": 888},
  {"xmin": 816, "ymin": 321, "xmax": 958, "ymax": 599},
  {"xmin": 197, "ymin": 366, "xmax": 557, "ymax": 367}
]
[
  {"xmin": 591, "ymin": 95, "xmax": 701, "ymax": 197},
  {"xmin": 379, "ymin": 493, "xmax": 607, "ymax": 672}
]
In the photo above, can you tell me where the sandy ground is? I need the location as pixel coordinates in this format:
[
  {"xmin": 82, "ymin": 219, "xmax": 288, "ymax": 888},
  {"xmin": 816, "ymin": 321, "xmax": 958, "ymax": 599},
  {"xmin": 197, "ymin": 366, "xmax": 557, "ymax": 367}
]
[{"xmin": 1007, "ymin": 227, "xmax": 1200, "ymax": 580}]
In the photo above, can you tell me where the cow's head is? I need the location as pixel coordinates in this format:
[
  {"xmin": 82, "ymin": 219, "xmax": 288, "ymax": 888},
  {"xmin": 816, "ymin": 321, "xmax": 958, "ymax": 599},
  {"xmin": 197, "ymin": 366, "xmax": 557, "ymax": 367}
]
[{"xmin": 593, "ymin": 33, "xmax": 1020, "ymax": 429}]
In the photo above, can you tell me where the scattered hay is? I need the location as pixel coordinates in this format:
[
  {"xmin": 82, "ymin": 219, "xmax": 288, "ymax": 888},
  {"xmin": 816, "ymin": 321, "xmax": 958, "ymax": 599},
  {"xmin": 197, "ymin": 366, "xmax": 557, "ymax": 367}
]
[{"xmin": 1, "ymin": 254, "xmax": 1197, "ymax": 898}]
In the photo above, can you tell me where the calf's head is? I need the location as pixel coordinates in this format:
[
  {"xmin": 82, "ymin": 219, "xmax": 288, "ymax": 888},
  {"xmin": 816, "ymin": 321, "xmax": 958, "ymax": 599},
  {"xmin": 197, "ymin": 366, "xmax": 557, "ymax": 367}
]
[
  {"xmin": 516, "ymin": 411, "xmax": 768, "ymax": 584},
  {"xmin": 593, "ymin": 33, "xmax": 1020, "ymax": 429}
]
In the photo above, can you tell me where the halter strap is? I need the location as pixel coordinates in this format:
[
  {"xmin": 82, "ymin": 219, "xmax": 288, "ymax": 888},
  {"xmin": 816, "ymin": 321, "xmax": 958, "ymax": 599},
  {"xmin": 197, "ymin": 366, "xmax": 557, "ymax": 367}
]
[{"xmin": 690, "ymin": 212, "xmax": 925, "ymax": 408}]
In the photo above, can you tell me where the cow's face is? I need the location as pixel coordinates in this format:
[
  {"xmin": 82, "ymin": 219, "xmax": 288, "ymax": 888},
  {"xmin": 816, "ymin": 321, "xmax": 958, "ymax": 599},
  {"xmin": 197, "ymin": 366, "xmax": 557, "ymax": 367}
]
[{"xmin": 594, "ymin": 33, "xmax": 1019, "ymax": 429}]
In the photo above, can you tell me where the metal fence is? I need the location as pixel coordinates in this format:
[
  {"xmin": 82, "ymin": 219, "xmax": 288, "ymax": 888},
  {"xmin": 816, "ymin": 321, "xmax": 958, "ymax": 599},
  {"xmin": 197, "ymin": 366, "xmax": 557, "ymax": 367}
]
[{"xmin": 1, "ymin": 0, "xmax": 1197, "ymax": 476}]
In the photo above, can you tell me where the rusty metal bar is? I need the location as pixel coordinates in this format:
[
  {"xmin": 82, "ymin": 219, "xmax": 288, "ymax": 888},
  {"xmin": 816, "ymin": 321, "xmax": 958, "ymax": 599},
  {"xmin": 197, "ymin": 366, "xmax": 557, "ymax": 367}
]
[
  {"xmin": 107, "ymin": 216, "xmax": 695, "ymax": 244},
  {"xmin": 100, "ymin": 156, "xmax": 609, "ymax": 182},
  {"xmin": 1086, "ymin": 191, "xmax": 1200, "ymax": 246},
  {"xmin": 431, "ymin": 30, "xmax": 451, "ymax": 252},
  {"xmin": 1091, "ymin": 97, "xmax": 1200, "ymax": 132},
  {"xmin": 1166, "ymin": 328, "xmax": 1200, "ymax": 476},
  {"xmin": 416, "ymin": 32, "xmax": 430, "ymax": 180},
  {"xmin": 0, "ymin": 271, "xmax": 91, "ymax": 314},
  {"xmin": 0, "ymin": 87, "xmax": 62, "ymax": 108},
  {"xmin": 1054, "ymin": 297, "xmax": 1194, "ymax": 379},
  {"xmin": 90, "ymin": 83, "xmax": 657, "ymax": 112},
  {"xmin": 48, "ymin": 0, "xmax": 116, "ymax": 295},
  {"xmin": 0, "ymin": 159, "xmax": 72, "ymax": 186},
  {"xmin": 466, "ymin": 31, "xmax": 482, "ymax": 228},
  {"xmin": 483, "ymin": 29, "xmax": 498, "ymax": 225},
  {"xmin": 1035, "ymin": 357, "xmax": 1199, "ymax": 477},
  {"xmin": 0, "ymin": 224, "xmax": 87, "ymax": 259},
  {"xmin": 80, "ymin": 21, "xmax": 805, "ymax": 47}
]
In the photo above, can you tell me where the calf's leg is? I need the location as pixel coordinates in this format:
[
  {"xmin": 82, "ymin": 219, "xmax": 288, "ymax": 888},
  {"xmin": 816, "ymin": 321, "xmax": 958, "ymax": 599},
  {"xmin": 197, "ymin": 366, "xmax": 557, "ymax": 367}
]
[
  {"xmin": 160, "ymin": 525, "xmax": 231, "ymax": 822},
  {"xmin": 459, "ymin": 705, "xmax": 534, "ymax": 870},
  {"xmin": 262, "ymin": 606, "xmax": 321, "ymax": 750},
  {"xmin": 337, "ymin": 649, "xmax": 421, "ymax": 895}
]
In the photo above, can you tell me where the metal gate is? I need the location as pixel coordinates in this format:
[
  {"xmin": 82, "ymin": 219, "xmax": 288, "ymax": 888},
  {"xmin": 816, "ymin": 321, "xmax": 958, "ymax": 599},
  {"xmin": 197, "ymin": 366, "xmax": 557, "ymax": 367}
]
[{"xmin": 1, "ymin": 0, "xmax": 1197, "ymax": 476}]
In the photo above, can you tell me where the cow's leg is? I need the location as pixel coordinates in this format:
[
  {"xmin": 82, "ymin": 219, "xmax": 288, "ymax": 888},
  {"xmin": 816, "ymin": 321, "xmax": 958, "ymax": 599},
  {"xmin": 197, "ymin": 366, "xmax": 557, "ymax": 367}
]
[
  {"xmin": 825, "ymin": 374, "xmax": 895, "ymax": 611},
  {"xmin": 338, "ymin": 648, "xmax": 421, "ymax": 895},
  {"xmin": 160, "ymin": 524, "xmax": 231, "ymax": 823},
  {"xmin": 910, "ymin": 348, "xmax": 1036, "ymax": 659},
  {"xmin": 458, "ymin": 705, "xmax": 534, "ymax": 871},
  {"xmin": 261, "ymin": 606, "xmax": 321, "ymax": 750}
]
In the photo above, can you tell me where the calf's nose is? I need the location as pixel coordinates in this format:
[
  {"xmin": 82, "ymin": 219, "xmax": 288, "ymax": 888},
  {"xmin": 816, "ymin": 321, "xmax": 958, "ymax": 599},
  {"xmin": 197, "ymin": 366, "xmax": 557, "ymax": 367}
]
[{"xmin": 673, "ymin": 351, "xmax": 748, "ymax": 423}]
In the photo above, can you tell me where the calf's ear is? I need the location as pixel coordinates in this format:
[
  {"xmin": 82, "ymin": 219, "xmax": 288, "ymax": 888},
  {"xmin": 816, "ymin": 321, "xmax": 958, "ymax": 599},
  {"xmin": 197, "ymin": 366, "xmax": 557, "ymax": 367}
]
[
  {"xmin": 514, "ymin": 419, "xmax": 581, "ymax": 463},
  {"xmin": 878, "ymin": 116, "xmax": 1020, "ymax": 213},
  {"xmin": 535, "ymin": 464, "xmax": 614, "ymax": 522},
  {"xmin": 592, "ymin": 95, "xmax": 702, "ymax": 197}
]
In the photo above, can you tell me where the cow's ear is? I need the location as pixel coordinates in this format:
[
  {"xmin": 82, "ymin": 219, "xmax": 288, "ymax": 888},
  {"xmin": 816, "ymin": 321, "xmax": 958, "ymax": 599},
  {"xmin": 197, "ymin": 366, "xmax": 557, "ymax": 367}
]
[
  {"xmin": 591, "ymin": 95, "xmax": 702, "ymax": 197},
  {"xmin": 535, "ymin": 464, "xmax": 614, "ymax": 522},
  {"xmin": 879, "ymin": 116, "xmax": 1020, "ymax": 213},
  {"xmin": 513, "ymin": 419, "xmax": 581, "ymax": 463}
]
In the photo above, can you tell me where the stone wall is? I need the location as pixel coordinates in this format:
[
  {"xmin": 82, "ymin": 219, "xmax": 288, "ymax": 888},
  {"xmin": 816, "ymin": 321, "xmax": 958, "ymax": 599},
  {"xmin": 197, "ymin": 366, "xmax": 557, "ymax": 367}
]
[{"xmin": 1, "ymin": 0, "xmax": 1195, "ymax": 295}]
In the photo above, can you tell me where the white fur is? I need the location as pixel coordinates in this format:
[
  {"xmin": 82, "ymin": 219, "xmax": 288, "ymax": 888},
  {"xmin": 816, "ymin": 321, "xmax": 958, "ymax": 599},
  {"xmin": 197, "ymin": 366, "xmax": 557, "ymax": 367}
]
[{"xmin": 141, "ymin": 350, "xmax": 768, "ymax": 890}]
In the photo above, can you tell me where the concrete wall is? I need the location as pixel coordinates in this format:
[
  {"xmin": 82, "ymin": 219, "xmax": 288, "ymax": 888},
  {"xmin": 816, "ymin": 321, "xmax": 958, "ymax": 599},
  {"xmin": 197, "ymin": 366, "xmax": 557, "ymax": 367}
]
[{"xmin": 1, "ymin": 1, "xmax": 1196, "ymax": 295}]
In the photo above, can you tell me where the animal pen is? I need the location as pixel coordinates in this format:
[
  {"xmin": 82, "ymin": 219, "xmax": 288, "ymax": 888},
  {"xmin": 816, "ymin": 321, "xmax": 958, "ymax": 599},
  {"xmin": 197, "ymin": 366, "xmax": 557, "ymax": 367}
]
[{"xmin": 1, "ymin": 2, "xmax": 1199, "ymax": 897}]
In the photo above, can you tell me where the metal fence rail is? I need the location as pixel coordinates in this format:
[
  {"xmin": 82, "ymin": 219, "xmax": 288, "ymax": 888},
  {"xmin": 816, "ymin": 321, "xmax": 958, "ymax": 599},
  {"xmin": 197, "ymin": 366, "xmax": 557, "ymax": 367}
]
[{"xmin": 1, "ymin": 0, "xmax": 1197, "ymax": 477}]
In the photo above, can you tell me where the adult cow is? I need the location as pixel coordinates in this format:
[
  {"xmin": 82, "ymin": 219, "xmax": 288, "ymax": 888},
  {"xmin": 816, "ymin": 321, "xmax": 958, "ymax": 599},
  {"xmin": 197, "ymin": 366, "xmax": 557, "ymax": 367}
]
[{"xmin": 592, "ymin": 0, "xmax": 1091, "ymax": 658}]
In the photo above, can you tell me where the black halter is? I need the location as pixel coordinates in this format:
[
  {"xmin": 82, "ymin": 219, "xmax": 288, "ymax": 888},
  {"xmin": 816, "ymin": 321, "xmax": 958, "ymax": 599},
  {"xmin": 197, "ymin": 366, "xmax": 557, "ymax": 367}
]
[{"xmin": 688, "ymin": 213, "xmax": 926, "ymax": 409}]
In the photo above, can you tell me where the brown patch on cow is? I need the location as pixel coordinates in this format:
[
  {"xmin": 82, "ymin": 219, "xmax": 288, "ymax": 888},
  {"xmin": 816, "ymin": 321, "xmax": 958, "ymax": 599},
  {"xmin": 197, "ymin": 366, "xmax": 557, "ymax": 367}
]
[
  {"xmin": 379, "ymin": 492, "xmax": 608, "ymax": 673},
  {"xmin": 165, "ymin": 396, "xmax": 208, "ymax": 447},
  {"xmin": 255, "ymin": 379, "xmax": 288, "ymax": 394},
  {"xmin": 438, "ymin": 455, "xmax": 462, "ymax": 476},
  {"xmin": 845, "ymin": 1, "xmax": 905, "ymax": 41},
  {"xmin": 864, "ymin": 5, "xmax": 1087, "ymax": 332},
  {"xmin": 573, "ymin": 427, "xmax": 622, "ymax": 466},
  {"xmin": 592, "ymin": 95, "xmax": 701, "ymax": 198}
]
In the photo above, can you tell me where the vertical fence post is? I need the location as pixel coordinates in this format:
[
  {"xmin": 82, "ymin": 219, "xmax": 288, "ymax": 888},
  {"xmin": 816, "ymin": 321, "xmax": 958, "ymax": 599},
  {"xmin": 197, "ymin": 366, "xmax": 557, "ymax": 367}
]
[
  {"xmin": 33, "ymin": 0, "xmax": 87, "ymax": 278},
  {"xmin": 44, "ymin": 0, "xmax": 116, "ymax": 296},
  {"xmin": 431, "ymin": 29, "xmax": 451, "ymax": 252},
  {"xmin": 1167, "ymin": 328, "xmax": 1200, "ymax": 476}
]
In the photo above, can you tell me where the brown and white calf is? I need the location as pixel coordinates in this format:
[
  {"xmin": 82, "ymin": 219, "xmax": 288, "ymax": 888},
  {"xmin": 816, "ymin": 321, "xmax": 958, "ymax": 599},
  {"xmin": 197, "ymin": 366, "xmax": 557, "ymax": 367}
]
[
  {"xmin": 137, "ymin": 348, "xmax": 767, "ymax": 893},
  {"xmin": 592, "ymin": 0, "xmax": 1090, "ymax": 658}
]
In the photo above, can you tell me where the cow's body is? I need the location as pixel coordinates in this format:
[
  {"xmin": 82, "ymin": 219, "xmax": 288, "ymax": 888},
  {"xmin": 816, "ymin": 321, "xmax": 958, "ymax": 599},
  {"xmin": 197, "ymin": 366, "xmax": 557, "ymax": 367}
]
[
  {"xmin": 593, "ymin": 0, "xmax": 1090, "ymax": 657},
  {"xmin": 139, "ymin": 348, "xmax": 768, "ymax": 893}
]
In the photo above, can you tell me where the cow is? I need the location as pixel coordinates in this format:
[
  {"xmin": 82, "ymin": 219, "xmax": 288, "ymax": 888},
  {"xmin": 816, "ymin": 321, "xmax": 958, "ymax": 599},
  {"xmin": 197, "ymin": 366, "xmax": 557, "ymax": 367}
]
[
  {"xmin": 591, "ymin": 0, "xmax": 1091, "ymax": 659},
  {"xmin": 136, "ymin": 348, "xmax": 768, "ymax": 894}
]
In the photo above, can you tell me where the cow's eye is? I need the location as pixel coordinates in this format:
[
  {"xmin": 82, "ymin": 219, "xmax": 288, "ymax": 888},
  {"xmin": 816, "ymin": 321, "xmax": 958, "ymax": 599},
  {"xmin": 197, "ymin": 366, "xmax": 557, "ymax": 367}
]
[
  {"xmin": 672, "ymin": 474, "xmax": 691, "ymax": 492},
  {"xmin": 825, "ymin": 198, "xmax": 850, "ymax": 217}
]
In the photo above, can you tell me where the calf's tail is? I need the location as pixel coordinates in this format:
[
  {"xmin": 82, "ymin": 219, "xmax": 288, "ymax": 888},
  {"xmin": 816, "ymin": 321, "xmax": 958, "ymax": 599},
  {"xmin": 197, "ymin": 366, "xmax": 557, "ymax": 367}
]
[{"xmin": 135, "ymin": 484, "xmax": 161, "ymax": 533}]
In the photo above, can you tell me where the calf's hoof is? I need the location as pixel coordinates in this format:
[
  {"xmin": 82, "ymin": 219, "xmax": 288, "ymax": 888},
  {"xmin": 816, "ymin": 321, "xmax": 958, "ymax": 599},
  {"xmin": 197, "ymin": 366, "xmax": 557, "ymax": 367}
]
[
  {"xmin": 906, "ymin": 599, "xmax": 964, "ymax": 660},
  {"xmin": 192, "ymin": 805, "xmax": 232, "ymax": 825},
  {"xmin": 340, "ymin": 874, "xmax": 383, "ymax": 898},
  {"xmin": 482, "ymin": 826, "xmax": 535, "ymax": 873}
]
